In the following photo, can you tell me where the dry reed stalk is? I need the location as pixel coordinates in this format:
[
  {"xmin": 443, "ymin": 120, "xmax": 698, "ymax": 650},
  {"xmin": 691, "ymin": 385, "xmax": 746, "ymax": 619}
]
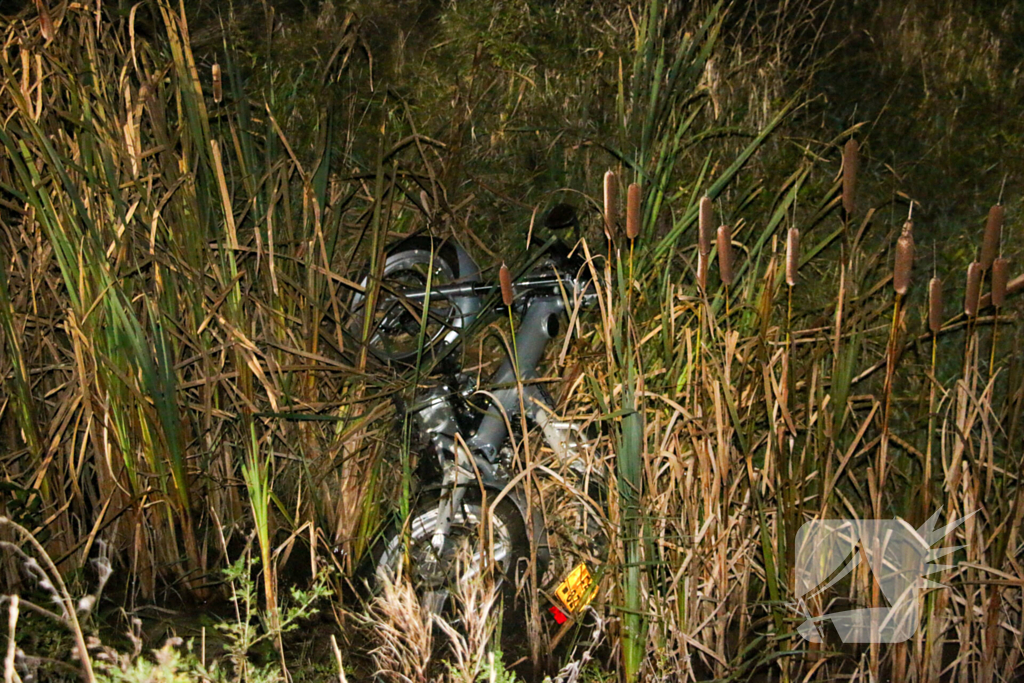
[
  {"xmin": 929, "ymin": 277, "xmax": 943, "ymax": 334},
  {"xmin": 367, "ymin": 576, "xmax": 434, "ymax": 683},
  {"xmin": 0, "ymin": 517, "xmax": 96, "ymax": 683},
  {"xmin": 603, "ymin": 170, "xmax": 618, "ymax": 238},
  {"xmin": 699, "ymin": 195, "xmax": 713, "ymax": 257},
  {"xmin": 992, "ymin": 257, "xmax": 1009, "ymax": 308},
  {"xmin": 842, "ymin": 138, "xmax": 859, "ymax": 215},
  {"xmin": 5, "ymin": 595, "xmax": 18, "ymax": 682},
  {"xmin": 923, "ymin": 274, "xmax": 943, "ymax": 539},
  {"xmin": 627, "ymin": 182, "xmax": 641, "ymax": 240},
  {"xmin": 990, "ymin": 255, "xmax": 1009, "ymax": 382},
  {"xmin": 330, "ymin": 635, "xmax": 348, "ymax": 683},
  {"xmin": 433, "ymin": 561, "xmax": 500, "ymax": 682},
  {"xmin": 212, "ymin": 63, "xmax": 222, "ymax": 103},
  {"xmin": 981, "ymin": 205, "xmax": 1003, "ymax": 269},
  {"xmin": 879, "ymin": 220, "xmax": 915, "ymax": 544},
  {"xmin": 786, "ymin": 227, "xmax": 799, "ymax": 286},
  {"xmin": 965, "ymin": 262, "xmax": 982, "ymax": 316},
  {"xmin": 894, "ymin": 220, "xmax": 914, "ymax": 295},
  {"xmin": 500, "ymin": 263, "xmax": 513, "ymax": 307},
  {"xmin": 717, "ymin": 224, "xmax": 733, "ymax": 285}
]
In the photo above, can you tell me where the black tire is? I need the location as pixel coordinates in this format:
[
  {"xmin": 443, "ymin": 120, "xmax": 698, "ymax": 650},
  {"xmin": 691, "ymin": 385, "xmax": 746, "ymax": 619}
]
[
  {"xmin": 349, "ymin": 237, "xmax": 466, "ymax": 363},
  {"xmin": 372, "ymin": 489, "xmax": 533, "ymax": 615}
]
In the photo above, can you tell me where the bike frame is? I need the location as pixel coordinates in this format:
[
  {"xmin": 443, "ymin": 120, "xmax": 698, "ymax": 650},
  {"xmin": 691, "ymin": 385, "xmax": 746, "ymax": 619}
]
[{"xmin": 399, "ymin": 268, "xmax": 589, "ymax": 563}]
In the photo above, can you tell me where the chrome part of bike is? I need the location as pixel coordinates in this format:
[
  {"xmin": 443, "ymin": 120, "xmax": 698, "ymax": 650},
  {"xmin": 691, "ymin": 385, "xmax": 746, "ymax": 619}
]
[
  {"xmin": 532, "ymin": 404, "xmax": 582, "ymax": 468},
  {"xmin": 374, "ymin": 494, "xmax": 527, "ymax": 614},
  {"xmin": 377, "ymin": 502, "xmax": 510, "ymax": 584},
  {"xmin": 412, "ymin": 385, "xmax": 460, "ymax": 437},
  {"xmin": 430, "ymin": 441, "xmax": 476, "ymax": 560}
]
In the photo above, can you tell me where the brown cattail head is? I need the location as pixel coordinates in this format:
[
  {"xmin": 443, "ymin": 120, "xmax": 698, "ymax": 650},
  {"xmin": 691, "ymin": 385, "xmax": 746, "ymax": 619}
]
[
  {"xmin": 842, "ymin": 138, "xmax": 859, "ymax": 216},
  {"xmin": 964, "ymin": 262, "xmax": 982, "ymax": 316},
  {"xmin": 893, "ymin": 220, "xmax": 914, "ymax": 295},
  {"xmin": 717, "ymin": 224, "xmax": 733, "ymax": 285},
  {"xmin": 212, "ymin": 63, "xmax": 223, "ymax": 103},
  {"xmin": 786, "ymin": 227, "xmax": 800, "ymax": 286},
  {"xmin": 626, "ymin": 183, "xmax": 642, "ymax": 240},
  {"xmin": 698, "ymin": 196, "xmax": 713, "ymax": 256},
  {"xmin": 992, "ymin": 257, "xmax": 1009, "ymax": 308},
  {"xmin": 928, "ymin": 277, "xmax": 943, "ymax": 334},
  {"xmin": 419, "ymin": 190, "xmax": 431, "ymax": 217},
  {"xmin": 36, "ymin": 0, "xmax": 54, "ymax": 41},
  {"xmin": 603, "ymin": 170, "xmax": 618, "ymax": 238},
  {"xmin": 981, "ymin": 204, "xmax": 1003, "ymax": 269},
  {"xmin": 499, "ymin": 263, "xmax": 513, "ymax": 307}
]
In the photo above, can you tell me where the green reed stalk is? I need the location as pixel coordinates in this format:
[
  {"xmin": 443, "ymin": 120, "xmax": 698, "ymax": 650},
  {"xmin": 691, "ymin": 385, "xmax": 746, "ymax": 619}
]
[
  {"xmin": 619, "ymin": 256, "xmax": 645, "ymax": 681},
  {"xmin": 0, "ymin": 267, "xmax": 44, "ymax": 480},
  {"xmin": 241, "ymin": 421, "xmax": 287, "ymax": 676},
  {"xmin": 499, "ymin": 263, "xmax": 542, "ymax": 669}
]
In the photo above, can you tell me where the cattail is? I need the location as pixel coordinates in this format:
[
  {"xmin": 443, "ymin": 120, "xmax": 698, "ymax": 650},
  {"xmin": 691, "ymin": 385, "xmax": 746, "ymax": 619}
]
[
  {"xmin": 698, "ymin": 196, "xmax": 713, "ymax": 256},
  {"xmin": 36, "ymin": 0, "xmax": 54, "ymax": 41},
  {"xmin": 717, "ymin": 224, "xmax": 733, "ymax": 285},
  {"xmin": 626, "ymin": 183, "xmax": 642, "ymax": 240},
  {"xmin": 893, "ymin": 220, "xmax": 914, "ymax": 295},
  {"xmin": 964, "ymin": 262, "xmax": 981, "ymax": 316},
  {"xmin": 992, "ymin": 257, "xmax": 1009, "ymax": 308},
  {"xmin": 842, "ymin": 138, "xmax": 859, "ymax": 216},
  {"xmin": 419, "ymin": 190, "xmax": 431, "ymax": 217},
  {"xmin": 212, "ymin": 63, "xmax": 223, "ymax": 103},
  {"xmin": 603, "ymin": 170, "xmax": 618, "ymax": 238},
  {"xmin": 786, "ymin": 227, "xmax": 800, "ymax": 286},
  {"xmin": 928, "ymin": 277, "xmax": 943, "ymax": 334},
  {"xmin": 981, "ymin": 204, "xmax": 1002, "ymax": 269},
  {"xmin": 499, "ymin": 263, "xmax": 513, "ymax": 307}
]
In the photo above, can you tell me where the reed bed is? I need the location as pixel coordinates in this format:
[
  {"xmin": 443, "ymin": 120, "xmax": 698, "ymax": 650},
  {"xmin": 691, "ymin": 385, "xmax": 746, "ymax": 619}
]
[
  {"xmin": 0, "ymin": 1, "xmax": 1021, "ymax": 682},
  {"xmin": 0, "ymin": 1, "xmax": 398, "ymax": 604}
]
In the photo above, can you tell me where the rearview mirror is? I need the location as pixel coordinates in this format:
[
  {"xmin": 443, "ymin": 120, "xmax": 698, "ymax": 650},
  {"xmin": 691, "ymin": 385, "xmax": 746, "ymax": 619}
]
[{"xmin": 544, "ymin": 203, "xmax": 577, "ymax": 232}]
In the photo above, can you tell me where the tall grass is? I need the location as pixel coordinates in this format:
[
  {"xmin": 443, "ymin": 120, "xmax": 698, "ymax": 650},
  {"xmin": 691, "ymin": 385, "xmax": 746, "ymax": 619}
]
[
  {"xmin": 0, "ymin": 1, "xmax": 1021, "ymax": 682},
  {"xmin": 0, "ymin": 1, "xmax": 395, "ymax": 607},
  {"xmin": 545, "ymin": 4, "xmax": 1024, "ymax": 676},
  {"xmin": 564, "ymin": 158, "xmax": 1022, "ymax": 681}
]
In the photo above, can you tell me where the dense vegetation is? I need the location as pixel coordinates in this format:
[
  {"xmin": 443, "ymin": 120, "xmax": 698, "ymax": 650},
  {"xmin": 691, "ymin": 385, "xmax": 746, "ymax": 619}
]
[{"xmin": 1, "ymin": 0, "xmax": 1021, "ymax": 681}]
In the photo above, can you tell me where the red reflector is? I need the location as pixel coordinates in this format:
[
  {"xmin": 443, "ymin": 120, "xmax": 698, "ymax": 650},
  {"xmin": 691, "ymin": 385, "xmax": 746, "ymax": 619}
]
[{"xmin": 549, "ymin": 605, "xmax": 567, "ymax": 624}]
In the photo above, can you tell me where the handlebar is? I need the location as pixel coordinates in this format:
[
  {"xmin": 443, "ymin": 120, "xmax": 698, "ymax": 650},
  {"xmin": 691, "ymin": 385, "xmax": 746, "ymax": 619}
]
[{"xmin": 385, "ymin": 269, "xmax": 595, "ymax": 305}]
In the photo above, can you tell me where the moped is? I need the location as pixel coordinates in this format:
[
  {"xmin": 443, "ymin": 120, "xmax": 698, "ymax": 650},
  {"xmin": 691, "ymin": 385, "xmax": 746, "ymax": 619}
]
[{"xmin": 350, "ymin": 203, "xmax": 604, "ymax": 619}]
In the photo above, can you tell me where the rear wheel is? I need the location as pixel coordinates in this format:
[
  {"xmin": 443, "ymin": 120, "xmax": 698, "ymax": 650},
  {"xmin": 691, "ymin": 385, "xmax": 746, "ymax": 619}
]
[{"xmin": 373, "ymin": 491, "xmax": 532, "ymax": 615}]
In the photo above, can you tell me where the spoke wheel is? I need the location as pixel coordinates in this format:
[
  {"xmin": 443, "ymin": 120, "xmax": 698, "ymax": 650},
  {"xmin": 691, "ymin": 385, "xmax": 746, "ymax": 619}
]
[
  {"xmin": 350, "ymin": 238, "xmax": 464, "ymax": 362},
  {"xmin": 374, "ymin": 492, "xmax": 530, "ymax": 616}
]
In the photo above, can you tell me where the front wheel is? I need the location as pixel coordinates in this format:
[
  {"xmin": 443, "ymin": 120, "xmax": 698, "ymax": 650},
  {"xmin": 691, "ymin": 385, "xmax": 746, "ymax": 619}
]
[
  {"xmin": 348, "ymin": 237, "xmax": 473, "ymax": 363},
  {"xmin": 373, "ymin": 491, "xmax": 532, "ymax": 616}
]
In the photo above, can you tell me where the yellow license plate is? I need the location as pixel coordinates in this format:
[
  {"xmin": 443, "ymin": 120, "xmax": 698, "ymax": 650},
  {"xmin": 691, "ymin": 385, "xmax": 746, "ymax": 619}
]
[{"xmin": 554, "ymin": 562, "xmax": 595, "ymax": 614}]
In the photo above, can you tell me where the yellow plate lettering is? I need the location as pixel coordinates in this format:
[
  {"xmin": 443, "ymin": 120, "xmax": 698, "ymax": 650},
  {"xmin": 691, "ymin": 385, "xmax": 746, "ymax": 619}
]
[{"xmin": 554, "ymin": 562, "xmax": 594, "ymax": 614}]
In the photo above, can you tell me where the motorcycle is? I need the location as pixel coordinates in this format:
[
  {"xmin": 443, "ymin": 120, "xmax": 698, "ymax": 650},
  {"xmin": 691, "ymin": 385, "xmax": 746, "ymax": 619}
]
[{"xmin": 350, "ymin": 203, "xmax": 604, "ymax": 620}]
